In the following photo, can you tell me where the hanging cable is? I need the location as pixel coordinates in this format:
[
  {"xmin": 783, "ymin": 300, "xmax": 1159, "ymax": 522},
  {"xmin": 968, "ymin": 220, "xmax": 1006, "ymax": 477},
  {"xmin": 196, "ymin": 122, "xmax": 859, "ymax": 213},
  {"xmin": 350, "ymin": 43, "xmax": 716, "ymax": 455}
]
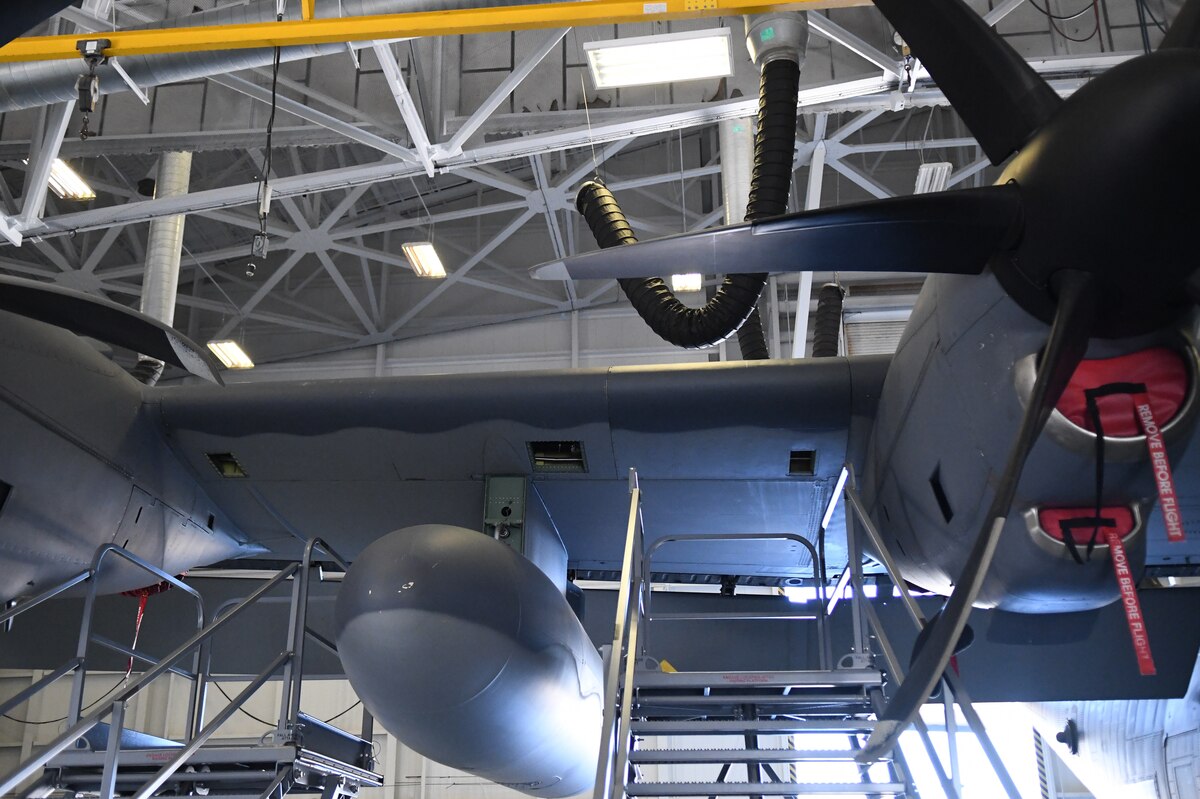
[{"xmin": 248, "ymin": 18, "xmax": 283, "ymax": 278}]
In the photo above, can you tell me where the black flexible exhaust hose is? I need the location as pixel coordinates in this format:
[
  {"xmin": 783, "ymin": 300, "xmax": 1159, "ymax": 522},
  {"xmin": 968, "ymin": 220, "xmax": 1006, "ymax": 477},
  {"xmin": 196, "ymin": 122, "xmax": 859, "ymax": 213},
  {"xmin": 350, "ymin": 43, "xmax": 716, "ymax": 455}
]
[
  {"xmin": 811, "ymin": 283, "xmax": 846, "ymax": 358},
  {"xmin": 576, "ymin": 58, "xmax": 801, "ymax": 351}
]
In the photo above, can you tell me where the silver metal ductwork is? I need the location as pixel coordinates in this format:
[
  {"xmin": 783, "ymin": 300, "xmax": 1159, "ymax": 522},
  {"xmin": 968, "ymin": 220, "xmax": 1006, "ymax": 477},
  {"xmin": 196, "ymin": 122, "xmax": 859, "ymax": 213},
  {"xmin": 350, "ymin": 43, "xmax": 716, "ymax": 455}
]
[
  {"xmin": 718, "ymin": 117, "xmax": 753, "ymax": 225},
  {"xmin": 139, "ymin": 151, "xmax": 191, "ymax": 327},
  {"xmin": 133, "ymin": 150, "xmax": 192, "ymax": 386},
  {"xmin": 743, "ymin": 11, "xmax": 809, "ymax": 67},
  {"xmin": 0, "ymin": 0, "xmax": 552, "ymax": 113}
]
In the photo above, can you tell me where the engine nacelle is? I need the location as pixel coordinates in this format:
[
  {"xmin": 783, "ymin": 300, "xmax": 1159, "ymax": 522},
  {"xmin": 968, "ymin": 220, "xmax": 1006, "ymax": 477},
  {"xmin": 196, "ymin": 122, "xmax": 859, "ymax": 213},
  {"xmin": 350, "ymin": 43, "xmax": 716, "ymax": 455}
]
[{"xmin": 335, "ymin": 524, "xmax": 603, "ymax": 798}]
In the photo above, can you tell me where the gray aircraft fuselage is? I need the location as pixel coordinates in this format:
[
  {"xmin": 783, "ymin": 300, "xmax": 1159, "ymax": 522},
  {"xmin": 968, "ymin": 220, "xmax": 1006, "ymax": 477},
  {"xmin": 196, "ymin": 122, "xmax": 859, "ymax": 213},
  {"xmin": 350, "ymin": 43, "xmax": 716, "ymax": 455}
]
[{"xmin": 0, "ymin": 310, "xmax": 252, "ymax": 600}]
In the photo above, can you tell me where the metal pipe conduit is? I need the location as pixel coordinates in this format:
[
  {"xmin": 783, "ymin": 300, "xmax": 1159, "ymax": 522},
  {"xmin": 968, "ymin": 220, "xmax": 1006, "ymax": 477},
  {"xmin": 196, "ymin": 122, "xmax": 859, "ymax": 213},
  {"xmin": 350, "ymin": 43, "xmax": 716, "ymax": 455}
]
[
  {"xmin": 0, "ymin": 0, "xmax": 574, "ymax": 112},
  {"xmin": 133, "ymin": 150, "xmax": 192, "ymax": 386}
]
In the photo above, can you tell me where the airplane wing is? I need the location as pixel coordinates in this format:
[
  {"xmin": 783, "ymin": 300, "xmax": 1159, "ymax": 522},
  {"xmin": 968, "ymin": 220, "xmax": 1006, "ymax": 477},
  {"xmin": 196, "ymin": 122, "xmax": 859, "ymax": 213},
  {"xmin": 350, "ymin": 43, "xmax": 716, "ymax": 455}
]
[{"xmin": 150, "ymin": 356, "xmax": 889, "ymax": 581}]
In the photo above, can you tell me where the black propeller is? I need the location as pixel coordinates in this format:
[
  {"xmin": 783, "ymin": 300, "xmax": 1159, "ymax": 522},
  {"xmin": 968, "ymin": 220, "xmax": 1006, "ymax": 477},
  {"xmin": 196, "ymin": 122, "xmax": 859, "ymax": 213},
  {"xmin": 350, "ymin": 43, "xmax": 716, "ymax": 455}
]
[
  {"xmin": 0, "ymin": 1, "xmax": 78, "ymax": 49},
  {"xmin": 532, "ymin": 185, "xmax": 1023, "ymax": 281},
  {"xmin": 856, "ymin": 0, "xmax": 1200, "ymax": 758},
  {"xmin": 542, "ymin": 0, "xmax": 1200, "ymax": 763},
  {"xmin": 0, "ymin": 277, "xmax": 225, "ymax": 385}
]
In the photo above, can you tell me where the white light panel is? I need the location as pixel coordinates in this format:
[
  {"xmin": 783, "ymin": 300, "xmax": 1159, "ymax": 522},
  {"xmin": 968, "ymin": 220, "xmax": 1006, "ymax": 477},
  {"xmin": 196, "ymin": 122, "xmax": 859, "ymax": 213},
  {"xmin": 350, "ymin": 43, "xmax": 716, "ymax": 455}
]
[
  {"xmin": 401, "ymin": 242, "xmax": 447, "ymax": 278},
  {"xmin": 584, "ymin": 29, "xmax": 733, "ymax": 89},
  {"xmin": 206, "ymin": 340, "xmax": 255, "ymax": 369}
]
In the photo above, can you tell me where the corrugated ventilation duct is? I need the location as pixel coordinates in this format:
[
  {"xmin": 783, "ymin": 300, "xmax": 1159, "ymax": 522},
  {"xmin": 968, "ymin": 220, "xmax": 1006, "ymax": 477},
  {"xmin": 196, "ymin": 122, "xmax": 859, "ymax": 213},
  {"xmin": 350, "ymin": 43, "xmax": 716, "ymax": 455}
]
[
  {"xmin": 810, "ymin": 282, "xmax": 845, "ymax": 358},
  {"xmin": 576, "ymin": 12, "xmax": 807, "ymax": 353},
  {"xmin": 131, "ymin": 150, "xmax": 191, "ymax": 386}
]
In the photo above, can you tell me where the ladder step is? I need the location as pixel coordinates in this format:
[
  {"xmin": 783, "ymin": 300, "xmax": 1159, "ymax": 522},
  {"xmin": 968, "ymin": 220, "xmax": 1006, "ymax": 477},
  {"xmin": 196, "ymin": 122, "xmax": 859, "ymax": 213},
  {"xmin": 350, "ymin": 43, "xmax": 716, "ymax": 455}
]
[
  {"xmin": 626, "ymin": 782, "xmax": 907, "ymax": 796},
  {"xmin": 630, "ymin": 720, "xmax": 876, "ymax": 735},
  {"xmin": 629, "ymin": 749, "xmax": 881, "ymax": 765},
  {"xmin": 634, "ymin": 670, "xmax": 884, "ymax": 692},
  {"xmin": 635, "ymin": 693, "xmax": 871, "ymax": 707}
]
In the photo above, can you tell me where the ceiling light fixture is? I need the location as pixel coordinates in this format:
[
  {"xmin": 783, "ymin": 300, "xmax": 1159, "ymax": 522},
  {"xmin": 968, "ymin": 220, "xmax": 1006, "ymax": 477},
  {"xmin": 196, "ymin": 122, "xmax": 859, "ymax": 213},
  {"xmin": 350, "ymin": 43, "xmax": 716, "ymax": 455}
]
[
  {"xmin": 670, "ymin": 273, "xmax": 703, "ymax": 293},
  {"xmin": 914, "ymin": 161, "xmax": 953, "ymax": 194},
  {"xmin": 402, "ymin": 242, "xmax": 447, "ymax": 278},
  {"xmin": 23, "ymin": 158, "xmax": 96, "ymax": 200},
  {"xmin": 206, "ymin": 340, "xmax": 255, "ymax": 369},
  {"xmin": 584, "ymin": 28, "xmax": 734, "ymax": 89}
]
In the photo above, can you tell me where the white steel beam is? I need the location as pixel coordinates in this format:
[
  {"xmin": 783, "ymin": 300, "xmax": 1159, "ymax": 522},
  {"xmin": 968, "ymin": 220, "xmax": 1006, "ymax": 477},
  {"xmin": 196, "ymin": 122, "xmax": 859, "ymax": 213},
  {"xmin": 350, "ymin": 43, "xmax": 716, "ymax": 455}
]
[
  {"xmin": 808, "ymin": 15, "xmax": 905, "ymax": 78},
  {"xmin": 316, "ymin": 249, "xmax": 380, "ymax": 334},
  {"xmin": 381, "ymin": 209, "xmax": 537, "ymax": 336},
  {"xmin": 456, "ymin": 165, "xmax": 533, "ymax": 197},
  {"xmin": 828, "ymin": 109, "xmax": 887, "ymax": 143},
  {"xmin": 984, "ymin": 0, "xmax": 1028, "ymax": 25},
  {"xmin": 530, "ymin": 155, "xmax": 567, "ymax": 259},
  {"xmin": 209, "ymin": 74, "xmax": 419, "ymax": 163},
  {"xmin": 213, "ymin": 249, "xmax": 307, "ymax": 339},
  {"xmin": 946, "ymin": 156, "xmax": 992, "ymax": 188},
  {"xmin": 18, "ymin": 102, "xmax": 73, "ymax": 230},
  {"xmin": 330, "ymin": 198, "xmax": 530, "ymax": 241},
  {"xmin": 441, "ymin": 28, "xmax": 569, "ymax": 156},
  {"xmin": 373, "ymin": 42, "xmax": 435, "ymax": 175},
  {"xmin": 827, "ymin": 156, "xmax": 894, "ymax": 199}
]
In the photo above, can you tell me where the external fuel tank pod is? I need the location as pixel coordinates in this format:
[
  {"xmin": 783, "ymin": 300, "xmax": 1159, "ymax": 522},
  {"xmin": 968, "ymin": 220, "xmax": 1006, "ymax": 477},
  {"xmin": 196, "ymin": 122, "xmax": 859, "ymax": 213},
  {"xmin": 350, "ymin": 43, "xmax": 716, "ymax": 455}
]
[{"xmin": 335, "ymin": 524, "xmax": 603, "ymax": 798}]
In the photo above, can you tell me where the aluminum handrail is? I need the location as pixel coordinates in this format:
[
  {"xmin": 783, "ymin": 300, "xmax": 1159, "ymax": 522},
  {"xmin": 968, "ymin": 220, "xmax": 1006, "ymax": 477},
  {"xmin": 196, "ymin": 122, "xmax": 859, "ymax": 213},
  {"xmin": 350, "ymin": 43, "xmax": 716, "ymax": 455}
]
[
  {"xmin": 841, "ymin": 469, "xmax": 1022, "ymax": 799},
  {"xmin": 68, "ymin": 544, "xmax": 206, "ymax": 727},
  {"xmin": 642, "ymin": 532, "xmax": 828, "ymax": 668},
  {"xmin": 592, "ymin": 469, "xmax": 644, "ymax": 799},
  {"xmin": 0, "ymin": 562, "xmax": 299, "ymax": 797},
  {"xmin": 0, "ymin": 569, "xmax": 90, "ymax": 628},
  {"xmin": 281, "ymin": 537, "xmax": 353, "ymax": 741},
  {"xmin": 130, "ymin": 651, "xmax": 292, "ymax": 799}
]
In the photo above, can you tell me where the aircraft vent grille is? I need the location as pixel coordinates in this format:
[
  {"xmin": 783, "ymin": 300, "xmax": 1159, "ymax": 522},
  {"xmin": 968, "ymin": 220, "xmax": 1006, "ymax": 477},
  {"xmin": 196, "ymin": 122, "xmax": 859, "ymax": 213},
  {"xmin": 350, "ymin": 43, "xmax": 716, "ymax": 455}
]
[
  {"xmin": 845, "ymin": 320, "xmax": 908, "ymax": 356},
  {"xmin": 527, "ymin": 441, "xmax": 587, "ymax": 473},
  {"xmin": 0, "ymin": 479, "xmax": 9, "ymax": 515},
  {"xmin": 206, "ymin": 452, "xmax": 249, "ymax": 478}
]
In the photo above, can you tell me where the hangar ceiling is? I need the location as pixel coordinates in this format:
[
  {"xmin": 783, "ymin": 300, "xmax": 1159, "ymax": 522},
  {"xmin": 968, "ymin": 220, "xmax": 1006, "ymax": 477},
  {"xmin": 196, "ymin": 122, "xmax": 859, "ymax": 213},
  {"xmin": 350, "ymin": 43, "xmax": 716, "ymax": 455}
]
[{"xmin": 0, "ymin": 0, "xmax": 1178, "ymax": 374}]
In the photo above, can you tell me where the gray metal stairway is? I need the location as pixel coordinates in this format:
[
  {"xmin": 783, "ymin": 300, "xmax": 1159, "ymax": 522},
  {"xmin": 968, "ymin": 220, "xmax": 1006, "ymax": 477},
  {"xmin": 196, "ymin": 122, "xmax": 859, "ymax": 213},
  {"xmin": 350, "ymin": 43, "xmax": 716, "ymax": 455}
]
[
  {"xmin": 619, "ymin": 666, "xmax": 911, "ymax": 798},
  {"xmin": 0, "ymin": 539, "xmax": 382, "ymax": 799},
  {"xmin": 33, "ymin": 712, "xmax": 380, "ymax": 799},
  {"xmin": 591, "ymin": 470, "xmax": 916, "ymax": 799}
]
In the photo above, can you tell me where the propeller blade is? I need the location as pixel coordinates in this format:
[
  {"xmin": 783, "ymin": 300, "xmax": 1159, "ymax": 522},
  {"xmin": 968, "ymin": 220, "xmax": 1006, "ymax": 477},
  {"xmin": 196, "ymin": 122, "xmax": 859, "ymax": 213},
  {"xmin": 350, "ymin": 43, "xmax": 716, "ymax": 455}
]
[
  {"xmin": 532, "ymin": 185, "xmax": 1022, "ymax": 282},
  {"xmin": 857, "ymin": 270, "xmax": 1097, "ymax": 762},
  {"xmin": 0, "ymin": 276, "xmax": 225, "ymax": 385},
  {"xmin": 0, "ymin": 1, "xmax": 76, "ymax": 48},
  {"xmin": 873, "ymin": 0, "xmax": 1062, "ymax": 164},
  {"xmin": 1161, "ymin": 0, "xmax": 1200, "ymax": 48}
]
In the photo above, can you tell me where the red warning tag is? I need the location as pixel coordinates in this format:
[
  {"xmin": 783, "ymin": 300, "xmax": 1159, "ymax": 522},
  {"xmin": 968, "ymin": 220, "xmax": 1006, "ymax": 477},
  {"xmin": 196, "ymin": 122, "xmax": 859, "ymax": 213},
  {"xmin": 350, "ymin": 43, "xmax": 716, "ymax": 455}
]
[
  {"xmin": 1107, "ymin": 529, "xmax": 1156, "ymax": 676},
  {"xmin": 1132, "ymin": 392, "xmax": 1185, "ymax": 542}
]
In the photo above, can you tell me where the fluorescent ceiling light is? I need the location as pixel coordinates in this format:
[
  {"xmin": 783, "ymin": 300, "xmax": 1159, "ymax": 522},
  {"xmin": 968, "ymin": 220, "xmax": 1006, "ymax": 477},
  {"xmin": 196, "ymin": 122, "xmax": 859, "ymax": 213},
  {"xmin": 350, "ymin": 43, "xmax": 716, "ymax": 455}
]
[
  {"xmin": 23, "ymin": 158, "xmax": 96, "ymax": 200},
  {"xmin": 401, "ymin": 242, "xmax": 446, "ymax": 278},
  {"xmin": 914, "ymin": 162, "xmax": 952, "ymax": 194},
  {"xmin": 206, "ymin": 340, "xmax": 255, "ymax": 369},
  {"xmin": 670, "ymin": 273, "xmax": 703, "ymax": 293},
  {"xmin": 584, "ymin": 29, "xmax": 733, "ymax": 89}
]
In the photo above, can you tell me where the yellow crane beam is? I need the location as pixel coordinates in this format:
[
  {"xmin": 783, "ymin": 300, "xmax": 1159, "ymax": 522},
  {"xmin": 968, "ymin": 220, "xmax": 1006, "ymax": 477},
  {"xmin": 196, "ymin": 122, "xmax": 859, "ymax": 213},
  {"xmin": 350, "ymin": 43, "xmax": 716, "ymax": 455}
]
[{"xmin": 0, "ymin": 0, "xmax": 867, "ymax": 64}]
